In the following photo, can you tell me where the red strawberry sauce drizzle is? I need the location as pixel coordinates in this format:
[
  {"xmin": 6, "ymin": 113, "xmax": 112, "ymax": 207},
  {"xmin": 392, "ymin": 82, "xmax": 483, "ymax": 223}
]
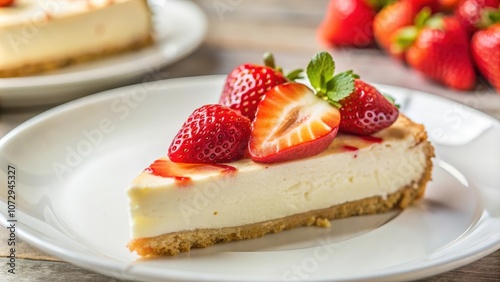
[
  {"xmin": 145, "ymin": 159, "xmax": 237, "ymax": 186},
  {"xmin": 342, "ymin": 145, "xmax": 359, "ymax": 158},
  {"xmin": 358, "ymin": 135, "xmax": 383, "ymax": 143},
  {"xmin": 342, "ymin": 145, "xmax": 359, "ymax": 152},
  {"xmin": 147, "ymin": 134, "xmax": 382, "ymax": 182},
  {"xmin": 341, "ymin": 135, "xmax": 383, "ymax": 158}
]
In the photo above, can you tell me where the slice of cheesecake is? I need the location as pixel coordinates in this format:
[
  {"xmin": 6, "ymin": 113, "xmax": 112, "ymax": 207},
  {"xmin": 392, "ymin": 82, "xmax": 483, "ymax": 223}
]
[
  {"xmin": 0, "ymin": 0, "xmax": 153, "ymax": 77},
  {"xmin": 127, "ymin": 115, "xmax": 434, "ymax": 257}
]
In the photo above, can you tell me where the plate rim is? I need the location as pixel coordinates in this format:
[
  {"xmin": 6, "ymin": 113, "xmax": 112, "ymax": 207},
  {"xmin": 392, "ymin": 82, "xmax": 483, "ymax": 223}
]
[{"xmin": 1, "ymin": 75, "xmax": 499, "ymax": 282}]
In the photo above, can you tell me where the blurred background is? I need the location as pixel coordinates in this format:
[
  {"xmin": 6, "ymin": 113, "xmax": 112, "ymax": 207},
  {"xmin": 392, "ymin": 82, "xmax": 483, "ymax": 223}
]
[{"xmin": 0, "ymin": 0, "xmax": 498, "ymax": 281}]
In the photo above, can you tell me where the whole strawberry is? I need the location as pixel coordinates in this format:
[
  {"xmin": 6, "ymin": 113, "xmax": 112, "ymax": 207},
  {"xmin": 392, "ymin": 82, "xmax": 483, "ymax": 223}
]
[
  {"xmin": 399, "ymin": 13, "xmax": 477, "ymax": 90},
  {"xmin": 455, "ymin": 0, "xmax": 500, "ymax": 36},
  {"xmin": 472, "ymin": 22, "xmax": 500, "ymax": 92},
  {"xmin": 374, "ymin": 0, "xmax": 441, "ymax": 59},
  {"xmin": 168, "ymin": 104, "xmax": 251, "ymax": 163},
  {"xmin": 306, "ymin": 52, "xmax": 399, "ymax": 135},
  {"xmin": 0, "ymin": 0, "xmax": 14, "ymax": 7},
  {"xmin": 317, "ymin": 0, "xmax": 377, "ymax": 47},
  {"xmin": 219, "ymin": 53, "xmax": 301, "ymax": 121},
  {"xmin": 338, "ymin": 80, "xmax": 399, "ymax": 135}
]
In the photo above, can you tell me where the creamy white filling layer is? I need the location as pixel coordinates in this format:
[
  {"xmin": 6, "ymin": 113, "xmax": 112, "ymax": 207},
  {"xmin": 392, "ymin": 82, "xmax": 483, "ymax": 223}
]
[
  {"xmin": 0, "ymin": 0, "xmax": 151, "ymax": 69},
  {"xmin": 128, "ymin": 135, "xmax": 428, "ymax": 239}
]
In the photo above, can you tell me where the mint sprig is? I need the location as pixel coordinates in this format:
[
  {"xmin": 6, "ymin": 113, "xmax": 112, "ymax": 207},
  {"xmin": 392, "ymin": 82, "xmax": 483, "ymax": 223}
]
[
  {"xmin": 327, "ymin": 70, "xmax": 359, "ymax": 102},
  {"xmin": 307, "ymin": 52, "xmax": 335, "ymax": 94},
  {"xmin": 306, "ymin": 51, "xmax": 358, "ymax": 107}
]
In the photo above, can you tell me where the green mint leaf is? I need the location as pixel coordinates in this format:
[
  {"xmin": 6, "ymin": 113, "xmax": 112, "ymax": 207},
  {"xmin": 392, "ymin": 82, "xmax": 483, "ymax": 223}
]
[
  {"xmin": 325, "ymin": 70, "xmax": 357, "ymax": 102},
  {"xmin": 307, "ymin": 52, "xmax": 335, "ymax": 94}
]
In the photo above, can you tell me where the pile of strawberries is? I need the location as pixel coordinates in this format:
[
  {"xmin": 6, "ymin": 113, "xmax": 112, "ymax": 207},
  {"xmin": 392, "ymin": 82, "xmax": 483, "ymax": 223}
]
[
  {"xmin": 318, "ymin": 0, "xmax": 500, "ymax": 93},
  {"xmin": 168, "ymin": 52, "xmax": 399, "ymax": 165}
]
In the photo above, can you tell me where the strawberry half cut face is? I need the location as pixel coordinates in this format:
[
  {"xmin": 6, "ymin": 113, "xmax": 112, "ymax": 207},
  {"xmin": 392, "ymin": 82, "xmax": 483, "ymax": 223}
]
[{"xmin": 249, "ymin": 83, "xmax": 341, "ymax": 163}]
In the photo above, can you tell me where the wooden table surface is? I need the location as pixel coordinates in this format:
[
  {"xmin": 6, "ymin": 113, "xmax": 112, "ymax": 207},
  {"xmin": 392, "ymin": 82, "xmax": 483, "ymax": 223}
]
[{"xmin": 0, "ymin": 0, "xmax": 499, "ymax": 281}]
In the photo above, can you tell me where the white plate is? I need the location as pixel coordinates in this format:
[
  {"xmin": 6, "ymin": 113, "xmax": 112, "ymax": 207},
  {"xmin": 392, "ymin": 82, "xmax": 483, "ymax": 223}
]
[
  {"xmin": 0, "ymin": 0, "xmax": 207, "ymax": 107},
  {"xmin": 0, "ymin": 76, "xmax": 499, "ymax": 282}
]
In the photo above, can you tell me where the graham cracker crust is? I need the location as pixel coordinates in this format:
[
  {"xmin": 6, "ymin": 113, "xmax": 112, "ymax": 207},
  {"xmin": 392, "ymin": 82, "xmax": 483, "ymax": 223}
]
[
  {"xmin": 128, "ymin": 137, "xmax": 434, "ymax": 257},
  {"xmin": 0, "ymin": 35, "xmax": 154, "ymax": 78}
]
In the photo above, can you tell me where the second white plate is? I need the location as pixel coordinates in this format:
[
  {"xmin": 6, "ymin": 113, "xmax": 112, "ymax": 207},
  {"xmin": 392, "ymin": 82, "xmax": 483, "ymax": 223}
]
[
  {"xmin": 0, "ymin": 76, "xmax": 499, "ymax": 281},
  {"xmin": 0, "ymin": 0, "xmax": 207, "ymax": 107}
]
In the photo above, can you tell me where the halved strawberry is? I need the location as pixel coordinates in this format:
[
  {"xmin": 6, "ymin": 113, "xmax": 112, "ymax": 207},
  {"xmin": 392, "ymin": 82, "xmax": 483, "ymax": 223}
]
[
  {"xmin": 168, "ymin": 104, "xmax": 251, "ymax": 164},
  {"xmin": 248, "ymin": 83, "xmax": 341, "ymax": 163},
  {"xmin": 219, "ymin": 53, "xmax": 302, "ymax": 122}
]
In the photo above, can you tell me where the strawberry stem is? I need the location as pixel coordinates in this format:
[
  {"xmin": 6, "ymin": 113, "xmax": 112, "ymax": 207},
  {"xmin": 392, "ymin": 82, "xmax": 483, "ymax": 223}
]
[
  {"xmin": 263, "ymin": 51, "xmax": 303, "ymax": 81},
  {"xmin": 286, "ymin": 68, "xmax": 304, "ymax": 81},
  {"xmin": 477, "ymin": 8, "xmax": 500, "ymax": 29},
  {"xmin": 263, "ymin": 51, "xmax": 276, "ymax": 69},
  {"xmin": 425, "ymin": 15, "xmax": 444, "ymax": 30},
  {"xmin": 383, "ymin": 94, "xmax": 400, "ymax": 109},
  {"xmin": 366, "ymin": 0, "xmax": 397, "ymax": 11},
  {"xmin": 394, "ymin": 7, "xmax": 442, "ymax": 52},
  {"xmin": 394, "ymin": 26, "xmax": 419, "ymax": 50},
  {"xmin": 415, "ymin": 7, "xmax": 432, "ymax": 29}
]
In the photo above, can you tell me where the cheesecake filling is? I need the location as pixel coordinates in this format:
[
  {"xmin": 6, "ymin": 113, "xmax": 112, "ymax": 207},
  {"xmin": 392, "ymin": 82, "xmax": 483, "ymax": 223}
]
[{"xmin": 128, "ymin": 130, "xmax": 428, "ymax": 239}]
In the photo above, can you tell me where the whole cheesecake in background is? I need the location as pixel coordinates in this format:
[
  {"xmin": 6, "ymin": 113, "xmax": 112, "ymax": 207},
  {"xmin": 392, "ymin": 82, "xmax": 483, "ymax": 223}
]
[{"xmin": 0, "ymin": 0, "xmax": 154, "ymax": 77}]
